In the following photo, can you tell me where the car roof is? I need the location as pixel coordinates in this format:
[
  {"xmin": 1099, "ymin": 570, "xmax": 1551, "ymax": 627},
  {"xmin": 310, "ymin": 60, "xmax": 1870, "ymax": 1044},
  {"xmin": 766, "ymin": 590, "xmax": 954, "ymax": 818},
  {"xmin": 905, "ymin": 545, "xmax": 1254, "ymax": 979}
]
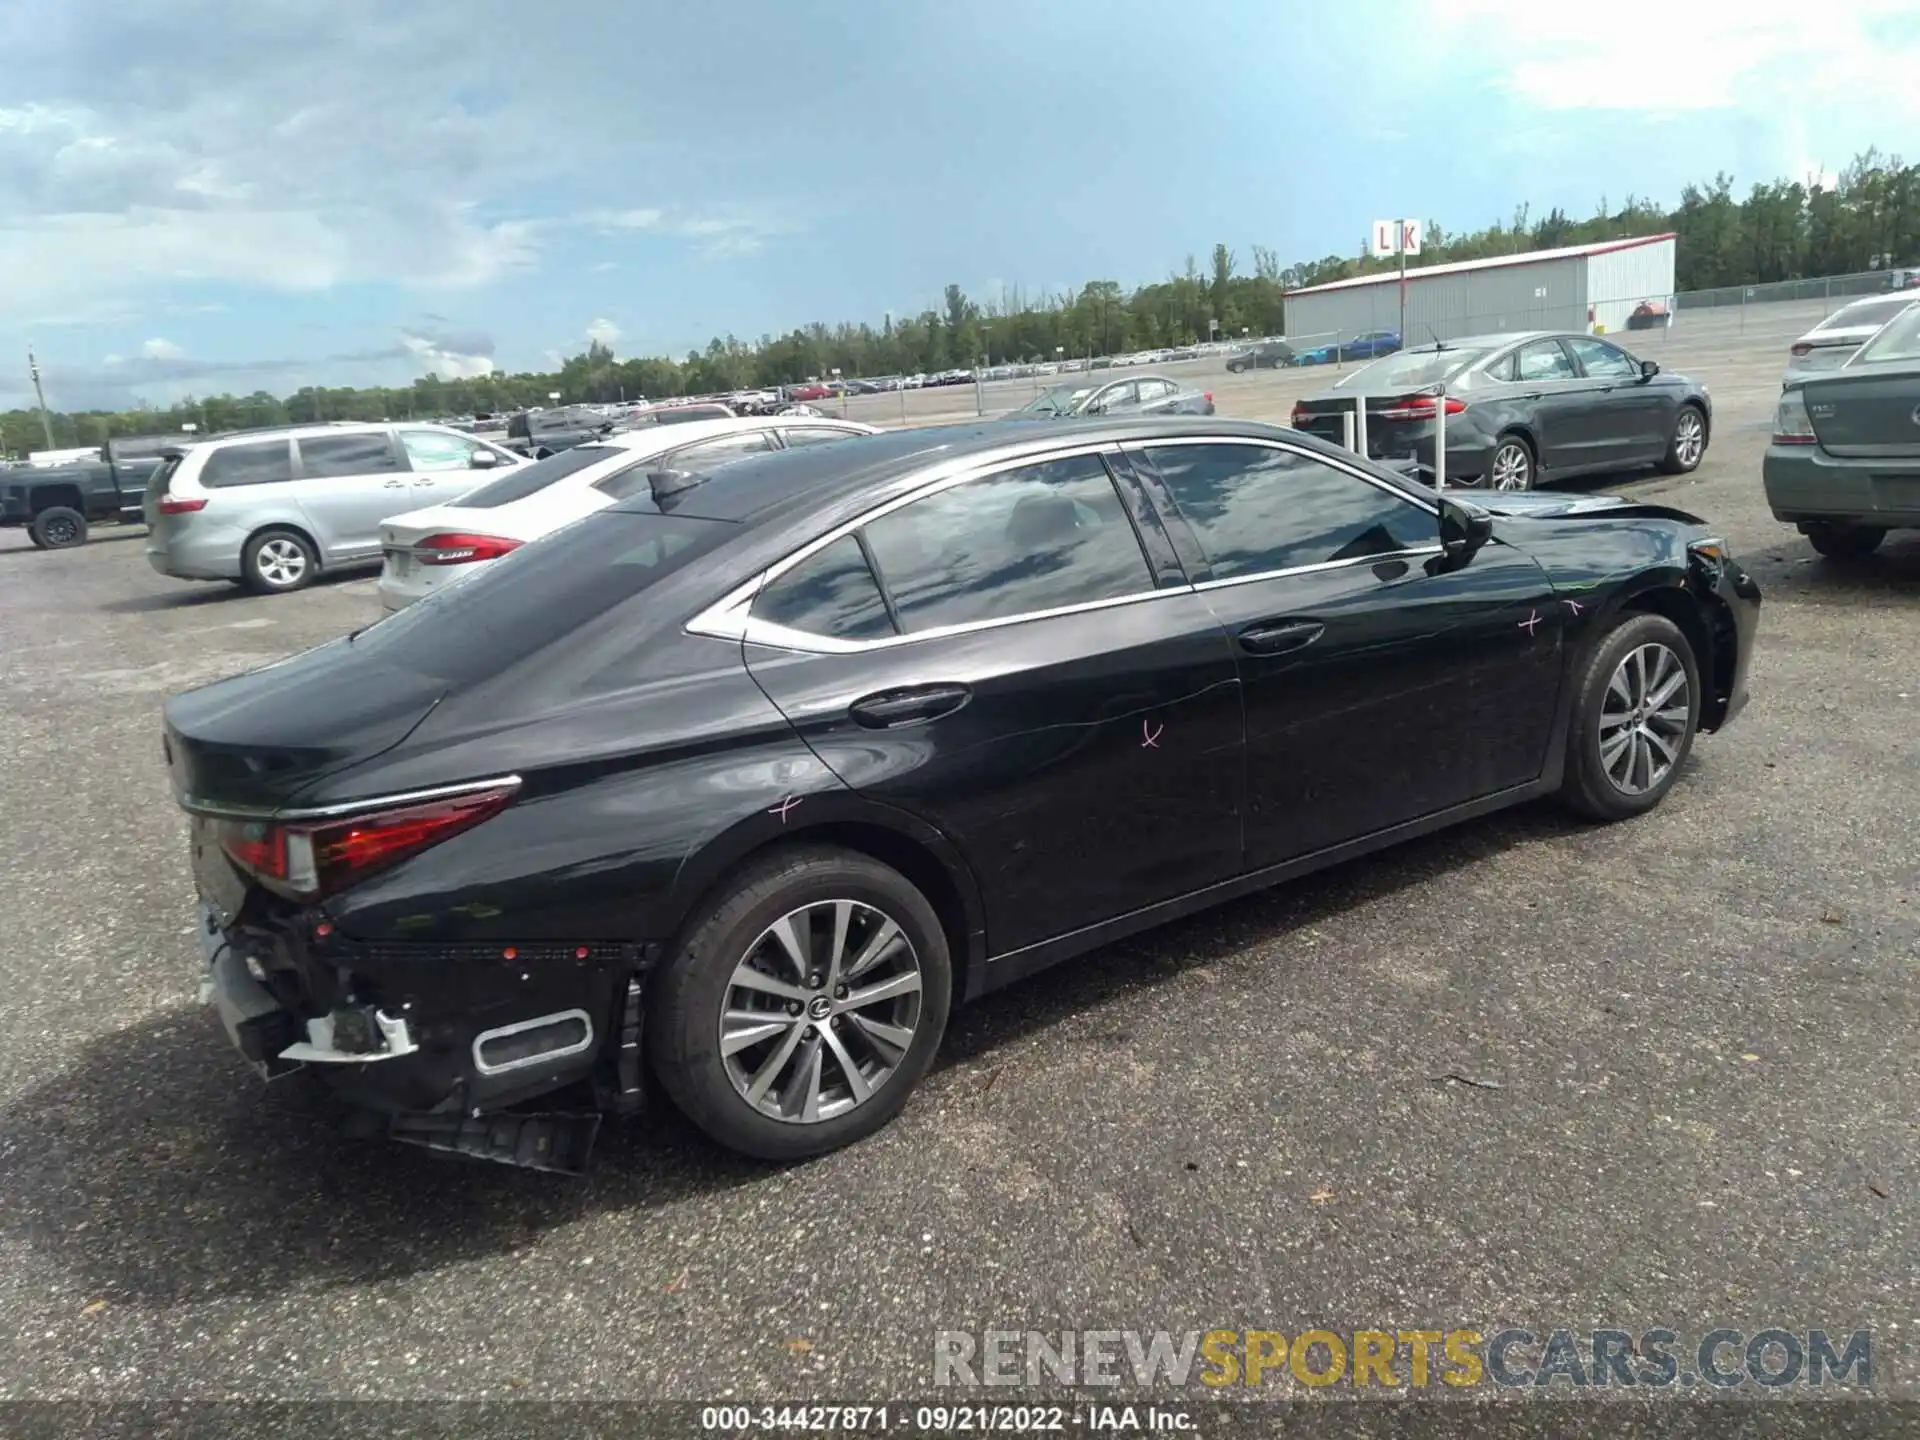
[
  {"xmin": 606, "ymin": 415, "xmax": 1356, "ymax": 527},
  {"xmin": 186, "ymin": 420, "xmax": 461, "ymax": 451}
]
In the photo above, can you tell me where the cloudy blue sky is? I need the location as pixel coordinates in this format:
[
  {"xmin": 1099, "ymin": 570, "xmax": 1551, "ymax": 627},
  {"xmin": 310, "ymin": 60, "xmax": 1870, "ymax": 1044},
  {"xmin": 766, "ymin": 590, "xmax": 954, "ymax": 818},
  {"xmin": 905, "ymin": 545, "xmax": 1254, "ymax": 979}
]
[{"xmin": 3, "ymin": 0, "xmax": 1915, "ymax": 410}]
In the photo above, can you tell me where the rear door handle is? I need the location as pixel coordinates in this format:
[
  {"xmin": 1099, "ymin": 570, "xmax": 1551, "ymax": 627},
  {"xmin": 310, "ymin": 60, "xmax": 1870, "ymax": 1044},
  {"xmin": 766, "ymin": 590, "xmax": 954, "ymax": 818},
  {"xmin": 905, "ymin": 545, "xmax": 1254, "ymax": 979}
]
[
  {"xmin": 1236, "ymin": 619, "xmax": 1324, "ymax": 656},
  {"xmin": 849, "ymin": 684, "xmax": 971, "ymax": 728},
  {"xmin": 382, "ymin": 479, "xmax": 407, "ymax": 489}
]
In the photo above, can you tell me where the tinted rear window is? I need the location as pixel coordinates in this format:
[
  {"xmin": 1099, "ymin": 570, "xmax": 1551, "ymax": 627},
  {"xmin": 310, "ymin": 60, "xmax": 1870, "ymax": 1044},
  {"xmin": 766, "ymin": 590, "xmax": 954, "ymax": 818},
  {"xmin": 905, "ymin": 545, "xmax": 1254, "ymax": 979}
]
[
  {"xmin": 298, "ymin": 432, "xmax": 400, "ymax": 477},
  {"xmin": 1347, "ymin": 349, "xmax": 1488, "ymax": 390},
  {"xmin": 1827, "ymin": 298, "xmax": 1914, "ymax": 331},
  {"xmin": 201, "ymin": 440, "xmax": 295, "ymax": 488},
  {"xmin": 347, "ymin": 511, "xmax": 736, "ymax": 684},
  {"xmin": 454, "ymin": 446, "xmax": 622, "ymax": 508}
]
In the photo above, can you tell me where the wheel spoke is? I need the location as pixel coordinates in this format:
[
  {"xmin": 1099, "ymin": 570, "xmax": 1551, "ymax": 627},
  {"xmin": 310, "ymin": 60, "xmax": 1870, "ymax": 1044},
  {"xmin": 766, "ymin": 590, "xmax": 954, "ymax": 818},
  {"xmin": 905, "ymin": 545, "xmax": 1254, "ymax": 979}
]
[
  {"xmin": 721, "ymin": 1011, "xmax": 795, "ymax": 1057},
  {"xmin": 1632, "ymin": 733, "xmax": 1654, "ymax": 792},
  {"xmin": 1649, "ymin": 702, "xmax": 1690, "ymax": 730},
  {"xmin": 842, "ymin": 917, "xmax": 904, "ymax": 982},
  {"xmin": 1607, "ymin": 669, "xmax": 1633, "ymax": 708},
  {"xmin": 730, "ymin": 967, "xmax": 808, "ymax": 1003},
  {"xmin": 766, "ymin": 912, "xmax": 811, "ymax": 979},
  {"xmin": 844, "ymin": 970, "xmax": 922, "ymax": 1010},
  {"xmin": 1643, "ymin": 725, "xmax": 1679, "ymax": 766},
  {"xmin": 819, "ymin": 1025, "xmax": 872, "ymax": 1104},
  {"xmin": 1600, "ymin": 729, "xmax": 1633, "ymax": 774},
  {"xmin": 745, "ymin": 1022, "xmax": 807, "ymax": 1103},
  {"xmin": 823, "ymin": 900, "xmax": 853, "ymax": 991},
  {"xmin": 848, "ymin": 1013, "xmax": 915, "ymax": 1060},
  {"xmin": 780, "ymin": 1039, "xmax": 824, "ymax": 1122}
]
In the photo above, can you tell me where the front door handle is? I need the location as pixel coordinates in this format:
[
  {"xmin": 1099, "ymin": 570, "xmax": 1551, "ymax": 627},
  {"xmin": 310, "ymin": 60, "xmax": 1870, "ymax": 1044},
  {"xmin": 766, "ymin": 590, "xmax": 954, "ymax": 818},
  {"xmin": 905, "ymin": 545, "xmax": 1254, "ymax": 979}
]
[
  {"xmin": 849, "ymin": 684, "xmax": 971, "ymax": 729},
  {"xmin": 1236, "ymin": 619, "xmax": 1325, "ymax": 656},
  {"xmin": 382, "ymin": 479, "xmax": 407, "ymax": 489}
]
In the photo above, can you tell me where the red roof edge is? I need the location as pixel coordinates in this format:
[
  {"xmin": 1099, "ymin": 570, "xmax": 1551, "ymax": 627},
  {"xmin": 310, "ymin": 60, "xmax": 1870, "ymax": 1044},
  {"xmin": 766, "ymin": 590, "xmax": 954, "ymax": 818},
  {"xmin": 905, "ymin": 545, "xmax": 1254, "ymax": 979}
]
[{"xmin": 1585, "ymin": 231, "xmax": 1678, "ymax": 257}]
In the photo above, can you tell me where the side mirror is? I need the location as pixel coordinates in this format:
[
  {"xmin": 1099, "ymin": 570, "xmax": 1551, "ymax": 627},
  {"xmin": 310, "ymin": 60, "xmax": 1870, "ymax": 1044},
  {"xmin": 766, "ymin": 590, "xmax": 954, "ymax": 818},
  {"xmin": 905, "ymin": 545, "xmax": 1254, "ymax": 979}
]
[
  {"xmin": 1437, "ymin": 494, "xmax": 1494, "ymax": 570},
  {"xmin": 470, "ymin": 449, "xmax": 501, "ymax": 468},
  {"xmin": 1640, "ymin": 359, "xmax": 1660, "ymax": 380}
]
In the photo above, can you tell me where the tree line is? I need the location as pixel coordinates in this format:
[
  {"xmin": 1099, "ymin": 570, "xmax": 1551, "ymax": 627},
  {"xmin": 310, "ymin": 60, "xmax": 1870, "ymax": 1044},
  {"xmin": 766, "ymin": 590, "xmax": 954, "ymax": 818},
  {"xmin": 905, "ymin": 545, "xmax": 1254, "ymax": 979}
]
[{"xmin": 5, "ymin": 148, "xmax": 1915, "ymax": 454}]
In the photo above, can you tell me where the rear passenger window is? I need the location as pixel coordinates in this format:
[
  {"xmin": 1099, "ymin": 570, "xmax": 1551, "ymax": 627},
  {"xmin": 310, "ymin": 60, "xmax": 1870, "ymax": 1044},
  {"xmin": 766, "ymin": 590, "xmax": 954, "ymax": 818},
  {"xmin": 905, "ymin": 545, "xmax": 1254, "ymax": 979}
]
[
  {"xmin": 1144, "ymin": 443, "xmax": 1433, "ymax": 577},
  {"xmin": 200, "ymin": 440, "xmax": 295, "ymax": 488},
  {"xmin": 299, "ymin": 432, "xmax": 400, "ymax": 477},
  {"xmin": 861, "ymin": 453, "xmax": 1152, "ymax": 633},
  {"xmin": 780, "ymin": 427, "xmax": 860, "ymax": 448},
  {"xmin": 752, "ymin": 536, "xmax": 895, "ymax": 640},
  {"xmin": 1515, "ymin": 340, "xmax": 1576, "ymax": 382}
]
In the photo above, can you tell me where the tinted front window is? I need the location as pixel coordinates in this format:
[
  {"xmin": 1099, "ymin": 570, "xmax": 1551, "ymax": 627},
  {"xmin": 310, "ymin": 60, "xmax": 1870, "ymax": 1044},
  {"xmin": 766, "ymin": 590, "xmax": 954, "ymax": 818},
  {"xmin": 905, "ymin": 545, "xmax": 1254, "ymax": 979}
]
[
  {"xmin": 862, "ymin": 453, "xmax": 1152, "ymax": 633},
  {"xmin": 1144, "ymin": 443, "xmax": 1433, "ymax": 578},
  {"xmin": 200, "ymin": 440, "xmax": 294, "ymax": 488},
  {"xmin": 1515, "ymin": 341, "xmax": 1577, "ymax": 382},
  {"xmin": 402, "ymin": 429, "xmax": 481, "ymax": 471},
  {"xmin": 298, "ymin": 432, "xmax": 399, "ymax": 478},
  {"xmin": 1565, "ymin": 336, "xmax": 1639, "ymax": 378},
  {"xmin": 454, "ymin": 445, "xmax": 617, "ymax": 508},
  {"xmin": 752, "ymin": 536, "xmax": 895, "ymax": 640}
]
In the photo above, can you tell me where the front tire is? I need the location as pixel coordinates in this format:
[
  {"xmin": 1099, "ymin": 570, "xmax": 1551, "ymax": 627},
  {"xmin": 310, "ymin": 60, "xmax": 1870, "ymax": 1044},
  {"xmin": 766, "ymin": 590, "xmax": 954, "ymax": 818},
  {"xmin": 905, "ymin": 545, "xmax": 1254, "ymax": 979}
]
[
  {"xmin": 1803, "ymin": 522, "xmax": 1885, "ymax": 560},
  {"xmin": 1658, "ymin": 403, "xmax": 1707, "ymax": 474},
  {"xmin": 1559, "ymin": 613, "xmax": 1701, "ymax": 822},
  {"xmin": 242, "ymin": 528, "xmax": 318, "ymax": 594},
  {"xmin": 29, "ymin": 506, "xmax": 88, "ymax": 549},
  {"xmin": 647, "ymin": 846, "xmax": 952, "ymax": 1161}
]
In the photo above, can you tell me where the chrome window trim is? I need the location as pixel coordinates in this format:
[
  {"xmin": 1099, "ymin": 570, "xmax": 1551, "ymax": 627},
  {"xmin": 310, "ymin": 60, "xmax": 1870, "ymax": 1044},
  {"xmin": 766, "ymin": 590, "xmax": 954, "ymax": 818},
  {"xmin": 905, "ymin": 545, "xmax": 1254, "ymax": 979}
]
[
  {"xmin": 179, "ymin": 774, "xmax": 524, "ymax": 822},
  {"xmin": 680, "ymin": 427, "xmax": 1446, "ymax": 655}
]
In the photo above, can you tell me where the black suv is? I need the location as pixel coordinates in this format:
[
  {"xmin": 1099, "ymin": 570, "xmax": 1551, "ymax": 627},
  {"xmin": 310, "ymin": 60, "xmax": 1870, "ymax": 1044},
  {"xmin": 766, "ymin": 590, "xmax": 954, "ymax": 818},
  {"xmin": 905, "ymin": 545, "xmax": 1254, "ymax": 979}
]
[
  {"xmin": 503, "ymin": 406, "xmax": 615, "ymax": 459},
  {"xmin": 0, "ymin": 434, "xmax": 178, "ymax": 549}
]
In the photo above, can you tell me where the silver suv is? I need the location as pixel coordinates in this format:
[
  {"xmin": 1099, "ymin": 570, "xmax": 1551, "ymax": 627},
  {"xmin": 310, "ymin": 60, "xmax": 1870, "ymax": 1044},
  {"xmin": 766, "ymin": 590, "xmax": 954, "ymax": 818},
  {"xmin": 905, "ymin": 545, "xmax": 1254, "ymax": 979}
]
[{"xmin": 144, "ymin": 423, "xmax": 525, "ymax": 594}]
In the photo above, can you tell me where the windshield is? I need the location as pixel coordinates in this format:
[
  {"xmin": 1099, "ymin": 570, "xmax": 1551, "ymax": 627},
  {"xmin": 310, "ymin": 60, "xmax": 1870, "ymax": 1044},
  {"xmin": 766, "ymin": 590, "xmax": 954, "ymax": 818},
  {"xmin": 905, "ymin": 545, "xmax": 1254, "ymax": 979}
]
[
  {"xmin": 1823, "ymin": 297, "xmax": 1916, "ymax": 332},
  {"xmin": 1848, "ymin": 303, "xmax": 1920, "ymax": 365},
  {"xmin": 1020, "ymin": 385, "xmax": 1097, "ymax": 416},
  {"xmin": 451, "ymin": 445, "xmax": 623, "ymax": 508},
  {"xmin": 1338, "ymin": 348, "xmax": 1487, "ymax": 390}
]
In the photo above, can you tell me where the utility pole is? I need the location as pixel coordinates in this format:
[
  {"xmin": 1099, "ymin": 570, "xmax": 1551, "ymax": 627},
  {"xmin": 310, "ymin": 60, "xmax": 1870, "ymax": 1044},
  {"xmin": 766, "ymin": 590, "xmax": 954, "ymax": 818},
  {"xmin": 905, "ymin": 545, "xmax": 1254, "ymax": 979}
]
[{"xmin": 28, "ymin": 347, "xmax": 55, "ymax": 449}]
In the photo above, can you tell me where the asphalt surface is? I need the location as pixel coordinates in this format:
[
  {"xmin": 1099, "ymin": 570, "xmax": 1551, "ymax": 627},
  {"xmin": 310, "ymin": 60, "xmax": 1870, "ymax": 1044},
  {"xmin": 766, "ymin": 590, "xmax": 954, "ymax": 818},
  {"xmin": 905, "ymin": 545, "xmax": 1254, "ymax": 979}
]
[{"xmin": 0, "ymin": 298, "xmax": 1915, "ymax": 1424}]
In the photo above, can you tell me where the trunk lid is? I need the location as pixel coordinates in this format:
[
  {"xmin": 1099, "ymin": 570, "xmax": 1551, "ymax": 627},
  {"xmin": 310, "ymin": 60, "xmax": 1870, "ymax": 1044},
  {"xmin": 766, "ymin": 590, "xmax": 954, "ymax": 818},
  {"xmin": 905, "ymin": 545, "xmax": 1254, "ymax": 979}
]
[
  {"xmin": 1468, "ymin": 490, "xmax": 1705, "ymax": 525},
  {"xmin": 163, "ymin": 638, "xmax": 448, "ymax": 813},
  {"xmin": 1802, "ymin": 370, "xmax": 1920, "ymax": 458}
]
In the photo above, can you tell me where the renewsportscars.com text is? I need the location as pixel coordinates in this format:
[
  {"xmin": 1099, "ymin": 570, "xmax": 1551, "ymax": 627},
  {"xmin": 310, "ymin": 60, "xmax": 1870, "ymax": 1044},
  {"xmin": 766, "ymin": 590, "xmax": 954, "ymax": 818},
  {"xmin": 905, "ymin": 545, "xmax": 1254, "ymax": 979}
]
[{"xmin": 933, "ymin": 1328, "xmax": 1871, "ymax": 1390}]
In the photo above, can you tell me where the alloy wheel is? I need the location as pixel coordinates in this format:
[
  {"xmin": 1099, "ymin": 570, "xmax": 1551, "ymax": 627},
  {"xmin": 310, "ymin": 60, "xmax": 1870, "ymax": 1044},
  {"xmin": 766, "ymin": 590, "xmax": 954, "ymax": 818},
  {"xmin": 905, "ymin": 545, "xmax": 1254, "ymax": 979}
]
[
  {"xmin": 43, "ymin": 515, "xmax": 79, "ymax": 545},
  {"xmin": 1673, "ymin": 410, "xmax": 1705, "ymax": 468},
  {"xmin": 719, "ymin": 899, "xmax": 924, "ymax": 1124},
  {"xmin": 1599, "ymin": 642, "xmax": 1690, "ymax": 795},
  {"xmin": 255, "ymin": 538, "xmax": 308, "ymax": 587},
  {"xmin": 1490, "ymin": 442, "xmax": 1532, "ymax": 491}
]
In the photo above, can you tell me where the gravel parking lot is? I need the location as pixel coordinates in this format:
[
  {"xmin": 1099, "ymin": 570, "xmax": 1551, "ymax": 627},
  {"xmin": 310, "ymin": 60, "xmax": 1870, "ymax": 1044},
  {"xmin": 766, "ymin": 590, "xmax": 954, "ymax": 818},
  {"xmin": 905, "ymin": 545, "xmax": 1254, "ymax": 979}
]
[{"xmin": 1, "ymin": 300, "xmax": 1914, "ymax": 1420}]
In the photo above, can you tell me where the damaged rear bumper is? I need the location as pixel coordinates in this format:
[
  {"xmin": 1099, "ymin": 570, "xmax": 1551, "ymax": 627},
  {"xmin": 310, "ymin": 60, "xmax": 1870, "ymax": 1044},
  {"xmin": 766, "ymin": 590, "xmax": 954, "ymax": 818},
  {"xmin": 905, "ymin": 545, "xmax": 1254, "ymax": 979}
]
[{"xmin": 196, "ymin": 906, "xmax": 649, "ymax": 1173}]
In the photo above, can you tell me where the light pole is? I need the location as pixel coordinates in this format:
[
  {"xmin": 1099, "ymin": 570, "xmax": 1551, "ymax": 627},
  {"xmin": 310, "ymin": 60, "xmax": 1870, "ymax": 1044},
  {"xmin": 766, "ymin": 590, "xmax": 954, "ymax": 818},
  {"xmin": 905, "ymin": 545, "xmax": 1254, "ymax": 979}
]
[{"xmin": 27, "ymin": 347, "xmax": 55, "ymax": 449}]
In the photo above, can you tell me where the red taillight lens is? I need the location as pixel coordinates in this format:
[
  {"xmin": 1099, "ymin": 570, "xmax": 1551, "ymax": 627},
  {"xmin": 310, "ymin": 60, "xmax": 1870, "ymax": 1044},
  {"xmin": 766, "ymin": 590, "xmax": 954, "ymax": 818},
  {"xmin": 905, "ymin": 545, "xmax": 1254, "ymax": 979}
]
[
  {"xmin": 158, "ymin": 496, "xmax": 208, "ymax": 514},
  {"xmin": 415, "ymin": 532, "xmax": 523, "ymax": 566},
  {"xmin": 1376, "ymin": 395, "xmax": 1468, "ymax": 421},
  {"xmin": 1789, "ymin": 343, "xmax": 1813, "ymax": 357},
  {"xmin": 1203, "ymin": 392, "xmax": 1213, "ymax": 405},
  {"xmin": 216, "ymin": 785, "xmax": 518, "ymax": 900},
  {"xmin": 1290, "ymin": 403, "xmax": 1308, "ymax": 427}
]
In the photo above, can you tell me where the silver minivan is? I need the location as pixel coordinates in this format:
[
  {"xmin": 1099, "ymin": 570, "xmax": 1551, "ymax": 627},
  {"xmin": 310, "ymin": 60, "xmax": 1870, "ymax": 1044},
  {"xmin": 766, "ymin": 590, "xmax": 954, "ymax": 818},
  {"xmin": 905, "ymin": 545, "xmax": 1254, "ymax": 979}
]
[{"xmin": 144, "ymin": 423, "xmax": 525, "ymax": 593}]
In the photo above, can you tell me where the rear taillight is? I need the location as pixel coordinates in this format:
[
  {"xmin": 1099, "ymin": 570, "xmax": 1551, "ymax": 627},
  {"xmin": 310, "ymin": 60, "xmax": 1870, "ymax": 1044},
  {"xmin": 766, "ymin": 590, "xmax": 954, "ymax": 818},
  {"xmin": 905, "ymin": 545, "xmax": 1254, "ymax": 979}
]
[
  {"xmin": 215, "ymin": 784, "xmax": 518, "ymax": 901},
  {"xmin": 1203, "ymin": 392, "xmax": 1213, "ymax": 406},
  {"xmin": 1789, "ymin": 342, "xmax": 1813, "ymax": 357},
  {"xmin": 1771, "ymin": 390, "xmax": 1817, "ymax": 446},
  {"xmin": 1290, "ymin": 402, "xmax": 1307, "ymax": 427},
  {"xmin": 1377, "ymin": 394, "xmax": 1468, "ymax": 421},
  {"xmin": 415, "ymin": 532, "xmax": 523, "ymax": 565},
  {"xmin": 158, "ymin": 496, "xmax": 207, "ymax": 514}
]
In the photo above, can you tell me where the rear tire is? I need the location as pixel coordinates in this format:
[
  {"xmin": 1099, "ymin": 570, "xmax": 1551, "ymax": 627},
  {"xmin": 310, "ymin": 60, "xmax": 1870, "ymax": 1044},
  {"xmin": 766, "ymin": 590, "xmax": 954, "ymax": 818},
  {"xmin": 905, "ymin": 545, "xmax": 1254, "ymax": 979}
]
[
  {"xmin": 1559, "ymin": 613, "xmax": 1701, "ymax": 822},
  {"xmin": 647, "ymin": 846, "xmax": 951, "ymax": 1161},
  {"xmin": 242, "ymin": 528, "xmax": 318, "ymax": 594},
  {"xmin": 29, "ymin": 506, "xmax": 87, "ymax": 549},
  {"xmin": 1487, "ymin": 435, "xmax": 1535, "ymax": 491},
  {"xmin": 1657, "ymin": 403, "xmax": 1707, "ymax": 474},
  {"xmin": 1803, "ymin": 522, "xmax": 1885, "ymax": 560}
]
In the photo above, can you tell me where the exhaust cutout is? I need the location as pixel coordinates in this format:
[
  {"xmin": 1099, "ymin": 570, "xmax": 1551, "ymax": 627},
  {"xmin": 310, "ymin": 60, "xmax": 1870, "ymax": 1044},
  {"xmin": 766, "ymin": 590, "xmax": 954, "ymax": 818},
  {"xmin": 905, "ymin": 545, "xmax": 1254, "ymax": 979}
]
[{"xmin": 473, "ymin": 1009, "xmax": 593, "ymax": 1076}]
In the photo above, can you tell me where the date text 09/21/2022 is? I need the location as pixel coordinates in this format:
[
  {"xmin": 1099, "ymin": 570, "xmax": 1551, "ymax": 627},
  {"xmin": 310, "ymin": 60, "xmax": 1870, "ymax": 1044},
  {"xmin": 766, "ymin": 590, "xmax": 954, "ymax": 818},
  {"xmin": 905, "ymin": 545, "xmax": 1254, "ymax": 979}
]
[{"xmin": 699, "ymin": 1406, "xmax": 1186, "ymax": 1433}]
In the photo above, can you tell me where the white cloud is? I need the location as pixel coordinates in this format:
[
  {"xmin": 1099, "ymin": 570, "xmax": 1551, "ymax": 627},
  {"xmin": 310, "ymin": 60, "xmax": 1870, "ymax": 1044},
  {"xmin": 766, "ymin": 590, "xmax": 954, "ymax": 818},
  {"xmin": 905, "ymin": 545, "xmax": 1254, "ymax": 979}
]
[
  {"xmin": 1437, "ymin": 0, "xmax": 1920, "ymax": 122},
  {"xmin": 141, "ymin": 337, "xmax": 184, "ymax": 359},
  {"xmin": 585, "ymin": 317, "xmax": 621, "ymax": 349}
]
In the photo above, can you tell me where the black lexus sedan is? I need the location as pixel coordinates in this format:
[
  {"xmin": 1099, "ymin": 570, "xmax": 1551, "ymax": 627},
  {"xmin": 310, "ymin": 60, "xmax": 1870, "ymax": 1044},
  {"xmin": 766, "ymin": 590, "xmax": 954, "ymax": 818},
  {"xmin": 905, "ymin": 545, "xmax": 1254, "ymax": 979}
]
[
  {"xmin": 1290, "ymin": 332, "xmax": 1713, "ymax": 491},
  {"xmin": 167, "ymin": 417, "xmax": 1759, "ymax": 1169}
]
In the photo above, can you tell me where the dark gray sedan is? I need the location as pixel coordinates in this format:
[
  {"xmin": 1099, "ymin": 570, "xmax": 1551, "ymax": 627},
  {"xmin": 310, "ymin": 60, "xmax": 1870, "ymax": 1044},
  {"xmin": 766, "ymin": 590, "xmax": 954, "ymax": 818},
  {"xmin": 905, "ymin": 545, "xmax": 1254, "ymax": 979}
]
[
  {"xmin": 1011, "ymin": 373, "xmax": 1214, "ymax": 420},
  {"xmin": 1289, "ymin": 331, "xmax": 1712, "ymax": 491}
]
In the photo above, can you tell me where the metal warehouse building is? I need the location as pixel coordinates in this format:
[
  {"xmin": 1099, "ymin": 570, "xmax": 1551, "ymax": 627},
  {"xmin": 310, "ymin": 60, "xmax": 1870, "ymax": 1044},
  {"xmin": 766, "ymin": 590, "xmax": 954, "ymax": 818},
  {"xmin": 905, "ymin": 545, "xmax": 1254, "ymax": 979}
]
[{"xmin": 1284, "ymin": 233, "xmax": 1677, "ymax": 346}]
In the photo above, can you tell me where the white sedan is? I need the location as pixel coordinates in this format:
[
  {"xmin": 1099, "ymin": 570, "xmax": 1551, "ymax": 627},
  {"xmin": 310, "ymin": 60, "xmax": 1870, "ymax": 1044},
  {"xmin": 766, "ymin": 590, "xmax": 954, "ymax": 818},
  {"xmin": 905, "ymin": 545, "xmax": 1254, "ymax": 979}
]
[{"xmin": 375, "ymin": 415, "xmax": 879, "ymax": 611}]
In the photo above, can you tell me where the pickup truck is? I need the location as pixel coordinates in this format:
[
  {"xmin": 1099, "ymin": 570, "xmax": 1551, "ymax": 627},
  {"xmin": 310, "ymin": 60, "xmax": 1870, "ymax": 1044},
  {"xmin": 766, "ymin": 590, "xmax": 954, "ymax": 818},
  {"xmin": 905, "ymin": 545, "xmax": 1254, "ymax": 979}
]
[{"xmin": 0, "ymin": 434, "xmax": 178, "ymax": 549}]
